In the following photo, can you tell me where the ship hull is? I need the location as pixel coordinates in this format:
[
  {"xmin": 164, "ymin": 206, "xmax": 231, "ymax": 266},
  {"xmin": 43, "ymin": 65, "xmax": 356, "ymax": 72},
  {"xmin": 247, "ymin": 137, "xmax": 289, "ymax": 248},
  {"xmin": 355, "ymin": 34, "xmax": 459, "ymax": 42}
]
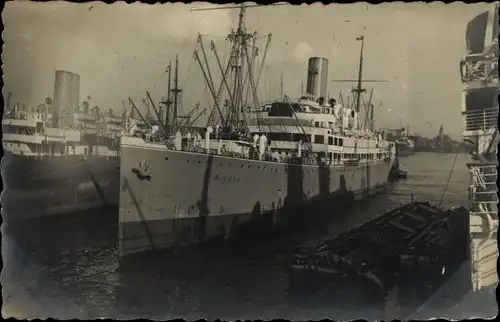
[
  {"xmin": 396, "ymin": 144, "xmax": 415, "ymax": 158},
  {"xmin": 1, "ymin": 153, "xmax": 120, "ymax": 221},
  {"xmin": 119, "ymin": 142, "xmax": 395, "ymax": 257}
]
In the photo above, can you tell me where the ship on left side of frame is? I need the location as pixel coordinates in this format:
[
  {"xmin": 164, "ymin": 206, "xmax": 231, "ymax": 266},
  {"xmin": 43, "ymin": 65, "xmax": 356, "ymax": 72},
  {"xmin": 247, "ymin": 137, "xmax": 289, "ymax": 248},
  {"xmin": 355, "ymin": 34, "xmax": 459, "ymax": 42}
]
[{"xmin": 1, "ymin": 70, "xmax": 147, "ymax": 220}]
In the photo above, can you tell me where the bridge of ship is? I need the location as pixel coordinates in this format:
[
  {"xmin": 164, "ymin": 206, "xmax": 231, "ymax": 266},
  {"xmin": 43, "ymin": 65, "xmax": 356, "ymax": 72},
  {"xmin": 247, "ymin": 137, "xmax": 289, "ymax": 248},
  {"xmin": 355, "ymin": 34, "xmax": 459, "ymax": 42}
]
[{"xmin": 291, "ymin": 202, "xmax": 468, "ymax": 291}]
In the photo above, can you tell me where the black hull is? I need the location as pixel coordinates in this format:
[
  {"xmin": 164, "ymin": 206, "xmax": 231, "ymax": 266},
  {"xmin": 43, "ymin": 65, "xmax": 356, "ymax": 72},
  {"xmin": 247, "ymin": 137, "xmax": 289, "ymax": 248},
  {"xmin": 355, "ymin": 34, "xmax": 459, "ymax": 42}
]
[{"xmin": 1, "ymin": 153, "xmax": 120, "ymax": 220}]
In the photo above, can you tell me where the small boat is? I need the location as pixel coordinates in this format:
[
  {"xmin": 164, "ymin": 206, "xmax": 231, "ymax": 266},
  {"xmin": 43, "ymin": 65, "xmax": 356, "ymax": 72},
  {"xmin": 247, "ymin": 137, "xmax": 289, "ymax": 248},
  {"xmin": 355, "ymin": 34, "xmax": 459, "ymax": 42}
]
[{"xmin": 397, "ymin": 168, "xmax": 408, "ymax": 179}]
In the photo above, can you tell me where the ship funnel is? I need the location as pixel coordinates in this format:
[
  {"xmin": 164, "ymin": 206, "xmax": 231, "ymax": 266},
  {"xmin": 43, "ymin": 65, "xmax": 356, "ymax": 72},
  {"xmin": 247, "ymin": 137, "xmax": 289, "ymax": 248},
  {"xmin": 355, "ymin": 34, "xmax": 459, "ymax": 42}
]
[
  {"xmin": 53, "ymin": 70, "xmax": 80, "ymax": 128},
  {"xmin": 306, "ymin": 57, "xmax": 329, "ymax": 99}
]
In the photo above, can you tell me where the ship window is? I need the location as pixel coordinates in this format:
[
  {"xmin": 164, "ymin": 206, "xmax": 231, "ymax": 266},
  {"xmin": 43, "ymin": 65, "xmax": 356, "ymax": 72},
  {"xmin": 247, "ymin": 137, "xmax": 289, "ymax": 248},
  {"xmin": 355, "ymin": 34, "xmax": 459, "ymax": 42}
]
[
  {"xmin": 328, "ymin": 136, "xmax": 333, "ymax": 145},
  {"xmin": 339, "ymin": 138, "xmax": 344, "ymax": 146},
  {"xmin": 268, "ymin": 132, "xmax": 292, "ymax": 142},
  {"xmin": 315, "ymin": 121, "xmax": 319, "ymax": 127},
  {"xmin": 292, "ymin": 133, "xmax": 312, "ymax": 143},
  {"xmin": 165, "ymin": 157, "xmax": 169, "ymax": 160},
  {"xmin": 315, "ymin": 135, "xmax": 325, "ymax": 144}
]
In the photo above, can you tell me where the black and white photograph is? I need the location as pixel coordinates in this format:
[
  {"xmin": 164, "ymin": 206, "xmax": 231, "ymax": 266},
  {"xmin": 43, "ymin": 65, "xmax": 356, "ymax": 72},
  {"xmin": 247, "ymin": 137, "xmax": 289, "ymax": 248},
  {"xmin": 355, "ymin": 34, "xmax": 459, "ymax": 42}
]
[{"xmin": 1, "ymin": 1, "xmax": 498, "ymax": 320}]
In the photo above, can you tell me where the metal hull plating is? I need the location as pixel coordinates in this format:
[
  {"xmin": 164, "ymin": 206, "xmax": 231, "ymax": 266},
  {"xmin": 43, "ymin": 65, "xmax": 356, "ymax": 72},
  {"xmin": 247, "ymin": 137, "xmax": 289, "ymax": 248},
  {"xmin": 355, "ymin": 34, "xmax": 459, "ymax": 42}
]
[
  {"xmin": 1, "ymin": 152, "xmax": 120, "ymax": 220},
  {"xmin": 119, "ymin": 141, "xmax": 395, "ymax": 256}
]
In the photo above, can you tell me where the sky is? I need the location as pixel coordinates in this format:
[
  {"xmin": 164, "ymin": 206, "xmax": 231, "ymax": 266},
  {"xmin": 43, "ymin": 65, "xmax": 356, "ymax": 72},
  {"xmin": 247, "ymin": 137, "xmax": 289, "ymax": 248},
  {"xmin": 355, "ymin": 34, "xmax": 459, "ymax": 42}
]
[{"xmin": 2, "ymin": 1, "xmax": 495, "ymax": 139}]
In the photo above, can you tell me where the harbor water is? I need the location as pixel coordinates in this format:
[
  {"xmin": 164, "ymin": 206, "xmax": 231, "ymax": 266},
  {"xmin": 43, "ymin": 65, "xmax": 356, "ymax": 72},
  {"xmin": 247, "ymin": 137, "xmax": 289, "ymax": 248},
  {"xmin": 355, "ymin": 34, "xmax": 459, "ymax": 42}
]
[{"xmin": 3, "ymin": 152, "xmax": 491, "ymax": 320}]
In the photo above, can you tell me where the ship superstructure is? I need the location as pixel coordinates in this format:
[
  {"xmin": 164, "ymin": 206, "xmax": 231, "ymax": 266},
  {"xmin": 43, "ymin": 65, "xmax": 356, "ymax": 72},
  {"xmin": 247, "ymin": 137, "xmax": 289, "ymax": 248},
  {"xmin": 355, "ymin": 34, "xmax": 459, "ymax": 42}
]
[
  {"xmin": 384, "ymin": 127, "xmax": 416, "ymax": 157},
  {"xmin": 118, "ymin": 4, "xmax": 396, "ymax": 257},
  {"xmin": 459, "ymin": 3, "xmax": 498, "ymax": 292},
  {"xmin": 2, "ymin": 71, "xmax": 124, "ymax": 219}
]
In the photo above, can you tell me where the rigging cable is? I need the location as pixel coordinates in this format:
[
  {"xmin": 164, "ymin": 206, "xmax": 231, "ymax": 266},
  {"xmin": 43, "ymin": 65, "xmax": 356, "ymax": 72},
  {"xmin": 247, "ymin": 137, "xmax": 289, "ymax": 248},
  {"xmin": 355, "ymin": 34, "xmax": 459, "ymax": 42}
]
[{"xmin": 437, "ymin": 149, "xmax": 461, "ymax": 208}]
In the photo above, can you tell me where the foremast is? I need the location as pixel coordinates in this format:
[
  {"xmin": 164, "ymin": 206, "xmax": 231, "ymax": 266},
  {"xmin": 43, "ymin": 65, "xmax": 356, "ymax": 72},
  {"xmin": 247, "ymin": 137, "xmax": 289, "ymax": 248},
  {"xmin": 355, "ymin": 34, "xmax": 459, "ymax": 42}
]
[{"xmin": 192, "ymin": 3, "xmax": 276, "ymax": 139}]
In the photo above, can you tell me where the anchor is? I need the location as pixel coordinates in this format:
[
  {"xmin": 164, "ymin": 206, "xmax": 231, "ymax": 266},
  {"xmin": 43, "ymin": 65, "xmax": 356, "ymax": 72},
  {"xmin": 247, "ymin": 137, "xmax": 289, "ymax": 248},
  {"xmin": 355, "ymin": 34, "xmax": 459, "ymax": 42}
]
[{"xmin": 131, "ymin": 159, "xmax": 152, "ymax": 181}]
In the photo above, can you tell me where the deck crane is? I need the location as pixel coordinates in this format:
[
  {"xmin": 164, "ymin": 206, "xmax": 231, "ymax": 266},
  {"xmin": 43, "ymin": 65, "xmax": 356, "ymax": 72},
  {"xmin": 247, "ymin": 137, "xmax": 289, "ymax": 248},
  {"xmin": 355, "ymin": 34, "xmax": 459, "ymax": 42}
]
[
  {"xmin": 175, "ymin": 102, "xmax": 202, "ymax": 130},
  {"xmin": 187, "ymin": 107, "xmax": 208, "ymax": 127}
]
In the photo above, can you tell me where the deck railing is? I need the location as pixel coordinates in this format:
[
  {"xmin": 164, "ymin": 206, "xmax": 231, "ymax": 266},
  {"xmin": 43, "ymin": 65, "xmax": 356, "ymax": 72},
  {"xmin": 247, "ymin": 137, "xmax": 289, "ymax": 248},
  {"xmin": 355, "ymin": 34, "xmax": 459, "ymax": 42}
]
[
  {"xmin": 462, "ymin": 107, "xmax": 499, "ymax": 132},
  {"xmin": 468, "ymin": 163, "xmax": 498, "ymax": 216}
]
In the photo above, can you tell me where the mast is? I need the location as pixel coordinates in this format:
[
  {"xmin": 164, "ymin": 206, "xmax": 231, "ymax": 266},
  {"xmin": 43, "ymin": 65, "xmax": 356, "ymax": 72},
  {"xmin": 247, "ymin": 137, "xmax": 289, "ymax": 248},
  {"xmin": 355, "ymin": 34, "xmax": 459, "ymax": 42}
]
[
  {"xmin": 172, "ymin": 55, "xmax": 182, "ymax": 130},
  {"xmin": 331, "ymin": 35, "xmax": 388, "ymax": 129},
  {"xmin": 166, "ymin": 61, "xmax": 172, "ymax": 132},
  {"xmin": 192, "ymin": 4, "xmax": 263, "ymax": 133},
  {"xmin": 354, "ymin": 35, "xmax": 365, "ymax": 114},
  {"xmin": 280, "ymin": 72, "xmax": 284, "ymax": 100}
]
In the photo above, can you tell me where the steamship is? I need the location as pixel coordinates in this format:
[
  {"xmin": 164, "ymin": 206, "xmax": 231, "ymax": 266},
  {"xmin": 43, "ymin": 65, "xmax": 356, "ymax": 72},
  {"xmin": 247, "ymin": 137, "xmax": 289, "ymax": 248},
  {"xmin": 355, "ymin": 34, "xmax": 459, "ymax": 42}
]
[
  {"xmin": 395, "ymin": 138, "xmax": 415, "ymax": 157},
  {"xmin": 118, "ymin": 4, "xmax": 396, "ymax": 256},
  {"xmin": 1, "ymin": 71, "xmax": 124, "ymax": 220},
  {"xmin": 458, "ymin": 3, "xmax": 498, "ymax": 295}
]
